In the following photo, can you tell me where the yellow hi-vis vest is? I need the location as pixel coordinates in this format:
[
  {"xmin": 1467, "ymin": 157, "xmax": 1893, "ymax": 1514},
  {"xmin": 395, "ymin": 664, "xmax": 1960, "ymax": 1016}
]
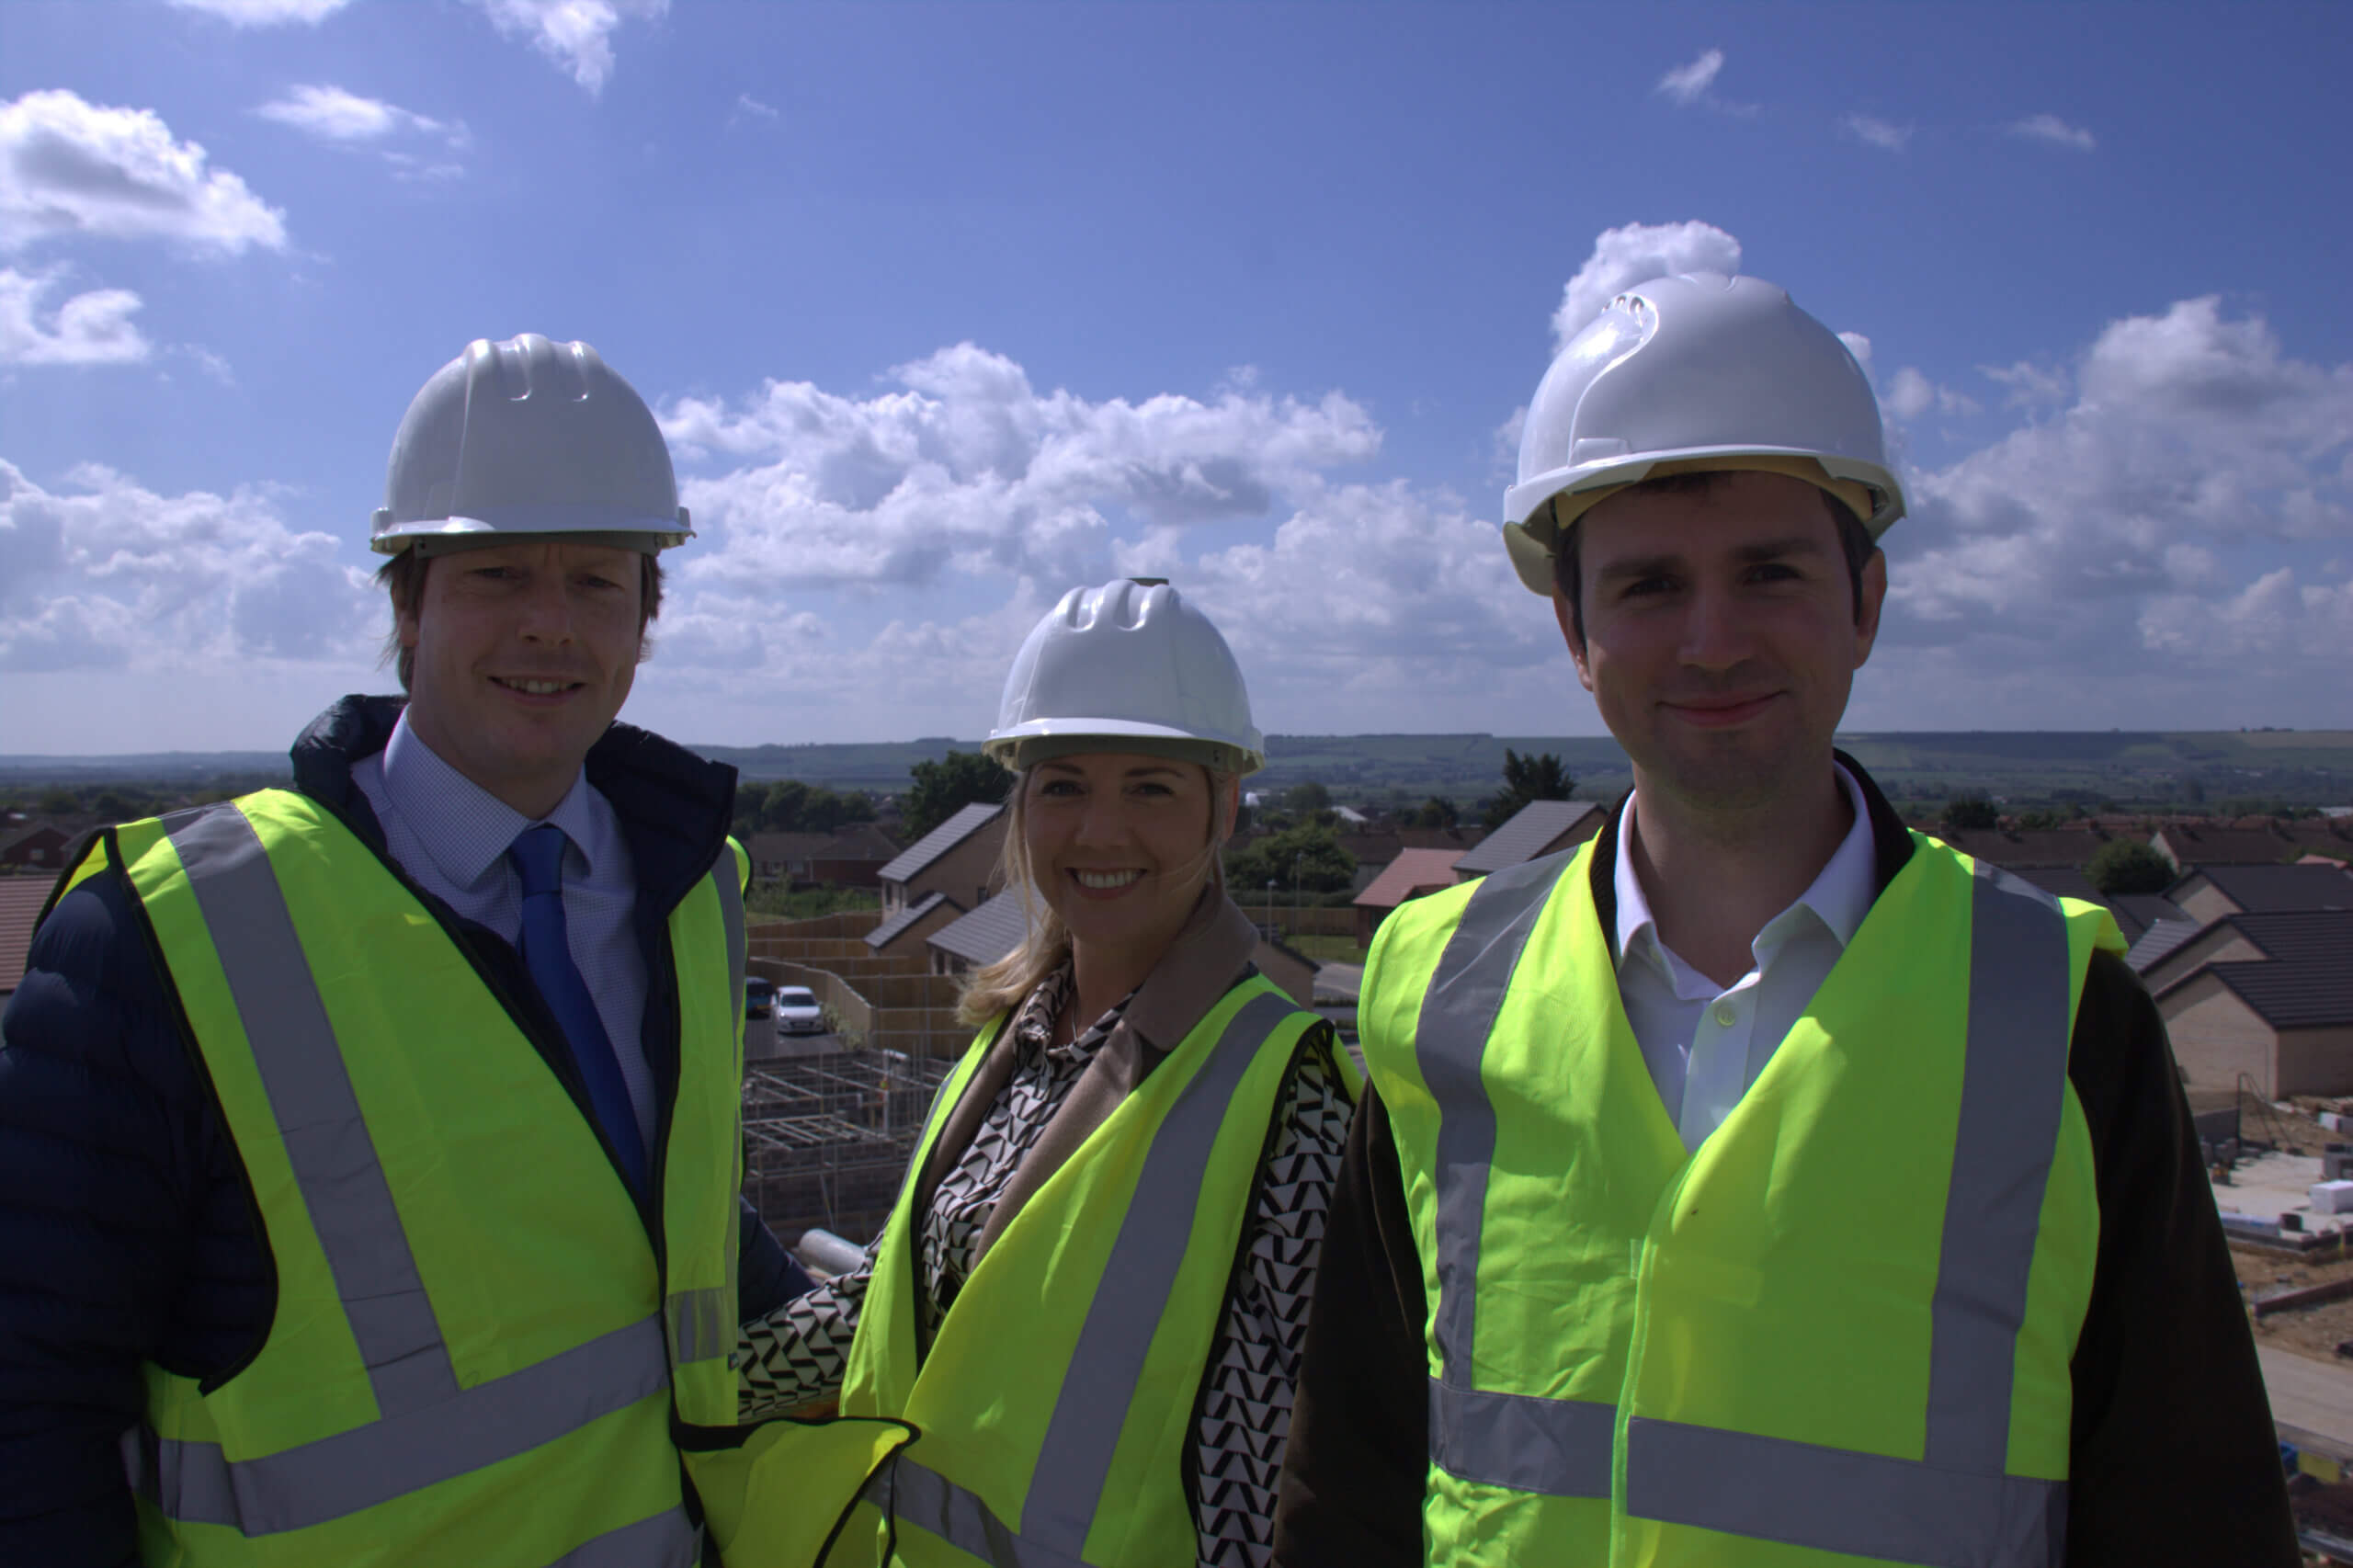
[
  {"xmin": 830, "ymin": 974, "xmax": 1344, "ymax": 1567},
  {"xmin": 1360, "ymin": 830, "xmax": 2122, "ymax": 1568},
  {"xmin": 72, "ymin": 790, "xmax": 904, "ymax": 1567}
]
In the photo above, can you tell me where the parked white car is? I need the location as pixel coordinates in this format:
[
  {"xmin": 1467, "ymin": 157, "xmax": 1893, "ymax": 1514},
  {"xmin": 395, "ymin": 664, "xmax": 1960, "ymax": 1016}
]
[{"xmin": 773, "ymin": 985, "xmax": 825, "ymax": 1036}]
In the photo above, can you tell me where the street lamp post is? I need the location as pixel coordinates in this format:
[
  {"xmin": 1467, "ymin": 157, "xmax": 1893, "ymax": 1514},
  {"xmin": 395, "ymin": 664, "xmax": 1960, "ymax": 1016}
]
[{"xmin": 1266, "ymin": 878, "xmax": 1277, "ymax": 940}]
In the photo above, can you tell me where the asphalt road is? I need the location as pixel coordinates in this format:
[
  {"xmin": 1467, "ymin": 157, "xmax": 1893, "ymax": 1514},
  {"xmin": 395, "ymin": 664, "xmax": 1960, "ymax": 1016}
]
[
  {"xmin": 2264, "ymin": 1345, "xmax": 2353, "ymax": 1452},
  {"xmin": 745, "ymin": 1017, "xmax": 846, "ymax": 1062}
]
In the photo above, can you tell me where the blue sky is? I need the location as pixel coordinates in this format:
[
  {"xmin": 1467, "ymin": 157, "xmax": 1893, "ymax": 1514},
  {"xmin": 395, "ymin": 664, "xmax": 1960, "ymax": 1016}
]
[{"xmin": 4, "ymin": 0, "xmax": 2349, "ymax": 754}]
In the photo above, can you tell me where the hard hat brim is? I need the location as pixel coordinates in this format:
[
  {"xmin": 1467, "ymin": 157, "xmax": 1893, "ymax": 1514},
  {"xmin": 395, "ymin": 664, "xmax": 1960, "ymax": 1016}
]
[
  {"xmin": 1502, "ymin": 447, "xmax": 1906, "ymax": 597},
  {"xmin": 370, "ymin": 506, "xmax": 693, "ymax": 555},
  {"xmin": 983, "ymin": 718, "xmax": 1266, "ymax": 776}
]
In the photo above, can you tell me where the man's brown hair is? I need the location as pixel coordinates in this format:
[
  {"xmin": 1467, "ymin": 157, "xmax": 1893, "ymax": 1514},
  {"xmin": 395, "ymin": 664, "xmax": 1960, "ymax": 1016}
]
[{"xmin": 377, "ymin": 548, "xmax": 665, "ymax": 690}]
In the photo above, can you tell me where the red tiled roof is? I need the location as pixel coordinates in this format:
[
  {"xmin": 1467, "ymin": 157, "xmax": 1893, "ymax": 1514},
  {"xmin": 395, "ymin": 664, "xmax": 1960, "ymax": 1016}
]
[{"xmin": 1355, "ymin": 848, "xmax": 1465, "ymax": 910}]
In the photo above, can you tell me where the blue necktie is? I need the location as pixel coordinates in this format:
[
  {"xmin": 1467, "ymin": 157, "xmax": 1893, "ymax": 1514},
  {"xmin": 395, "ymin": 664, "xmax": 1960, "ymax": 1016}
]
[{"xmin": 507, "ymin": 824, "xmax": 649, "ymax": 1194}]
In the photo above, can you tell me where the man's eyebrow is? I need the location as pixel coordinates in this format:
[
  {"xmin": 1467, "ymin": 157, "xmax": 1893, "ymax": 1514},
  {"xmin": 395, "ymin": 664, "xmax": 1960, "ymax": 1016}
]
[{"xmin": 1593, "ymin": 551, "xmax": 1681, "ymax": 584}]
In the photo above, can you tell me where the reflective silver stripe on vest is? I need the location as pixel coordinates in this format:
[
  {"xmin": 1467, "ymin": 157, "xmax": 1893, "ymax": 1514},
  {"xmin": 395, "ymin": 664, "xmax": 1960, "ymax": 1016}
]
[
  {"xmin": 865, "ymin": 1458, "xmax": 1094, "ymax": 1568},
  {"xmin": 868, "ymin": 989, "xmax": 1302, "ymax": 1564},
  {"xmin": 538, "ymin": 1506, "xmax": 699, "ymax": 1568},
  {"xmin": 1419, "ymin": 843, "xmax": 2078, "ymax": 1566},
  {"xmin": 1926, "ymin": 862, "xmax": 2071, "ymax": 1472},
  {"xmin": 1410, "ymin": 849, "xmax": 1578, "ymax": 1486},
  {"xmin": 713, "ymin": 845, "xmax": 745, "ymax": 1023},
  {"xmin": 1427, "ymin": 1381, "xmax": 1613, "ymax": 1498},
  {"xmin": 1021, "ymin": 989, "xmax": 1298, "ymax": 1554},
  {"xmin": 668, "ymin": 1285, "xmax": 732, "ymax": 1366},
  {"xmin": 123, "ymin": 1312, "xmax": 671, "ymax": 1534},
  {"xmin": 1624, "ymin": 1418, "xmax": 2065, "ymax": 1568},
  {"xmin": 163, "ymin": 803, "xmax": 460, "ymax": 1418}
]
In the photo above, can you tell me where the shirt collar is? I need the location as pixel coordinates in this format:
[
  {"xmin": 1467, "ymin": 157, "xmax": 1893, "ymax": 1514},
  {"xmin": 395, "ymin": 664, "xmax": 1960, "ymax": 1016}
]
[
  {"xmin": 380, "ymin": 710, "xmax": 599, "ymax": 891},
  {"xmin": 1613, "ymin": 762, "xmax": 1878, "ymax": 977}
]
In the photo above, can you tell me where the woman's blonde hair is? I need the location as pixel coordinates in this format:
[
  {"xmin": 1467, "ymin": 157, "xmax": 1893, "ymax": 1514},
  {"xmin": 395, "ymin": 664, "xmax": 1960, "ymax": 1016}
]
[{"xmin": 956, "ymin": 760, "xmax": 1239, "ymax": 1026}]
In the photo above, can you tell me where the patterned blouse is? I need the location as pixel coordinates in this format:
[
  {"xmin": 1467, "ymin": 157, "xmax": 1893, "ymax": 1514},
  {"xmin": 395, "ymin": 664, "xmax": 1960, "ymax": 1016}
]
[{"xmin": 735, "ymin": 965, "xmax": 1351, "ymax": 1567}]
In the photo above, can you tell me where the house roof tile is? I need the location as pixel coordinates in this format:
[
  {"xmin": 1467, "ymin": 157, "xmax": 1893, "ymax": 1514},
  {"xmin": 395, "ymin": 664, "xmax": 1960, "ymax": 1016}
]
[
  {"xmin": 866, "ymin": 890, "xmax": 957, "ymax": 951},
  {"xmin": 926, "ymin": 888, "xmax": 1033, "ymax": 968},
  {"xmin": 1354, "ymin": 848, "xmax": 1465, "ymax": 909},
  {"xmin": 2176, "ymin": 862, "xmax": 2353, "ymax": 914},
  {"xmin": 880, "ymin": 801, "xmax": 1006, "ymax": 886},
  {"xmin": 1452, "ymin": 801, "xmax": 1603, "ymax": 876},
  {"xmin": 0, "ymin": 877, "xmax": 54, "ymax": 994}
]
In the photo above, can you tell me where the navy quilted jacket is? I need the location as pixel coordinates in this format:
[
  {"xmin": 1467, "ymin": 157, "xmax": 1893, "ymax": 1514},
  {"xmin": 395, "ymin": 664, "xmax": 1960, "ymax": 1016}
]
[{"xmin": 0, "ymin": 697, "xmax": 807, "ymax": 1565}]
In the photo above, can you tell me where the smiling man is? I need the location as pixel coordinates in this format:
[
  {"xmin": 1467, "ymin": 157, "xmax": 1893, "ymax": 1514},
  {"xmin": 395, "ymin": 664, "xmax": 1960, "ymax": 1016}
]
[
  {"xmin": 1272, "ymin": 276, "xmax": 2295, "ymax": 1566},
  {"xmin": 0, "ymin": 335, "xmax": 813, "ymax": 1565}
]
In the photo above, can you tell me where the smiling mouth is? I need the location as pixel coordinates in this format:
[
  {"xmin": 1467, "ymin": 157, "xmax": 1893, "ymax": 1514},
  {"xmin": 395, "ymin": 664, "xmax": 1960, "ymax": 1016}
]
[
  {"xmin": 1072, "ymin": 869, "xmax": 1144, "ymax": 891},
  {"xmin": 492, "ymin": 676, "xmax": 582, "ymax": 696},
  {"xmin": 1666, "ymin": 693, "xmax": 1779, "ymax": 727}
]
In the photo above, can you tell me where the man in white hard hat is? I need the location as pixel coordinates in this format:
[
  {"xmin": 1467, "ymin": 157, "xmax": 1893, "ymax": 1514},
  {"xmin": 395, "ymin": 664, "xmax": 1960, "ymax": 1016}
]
[
  {"xmin": 0, "ymin": 335, "xmax": 815, "ymax": 1564},
  {"xmin": 1272, "ymin": 275, "xmax": 2294, "ymax": 1565}
]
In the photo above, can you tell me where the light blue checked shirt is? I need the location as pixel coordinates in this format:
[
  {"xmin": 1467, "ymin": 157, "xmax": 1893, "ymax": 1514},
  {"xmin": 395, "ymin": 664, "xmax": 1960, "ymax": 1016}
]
[{"xmin": 350, "ymin": 711, "xmax": 655, "ymax": 1147}]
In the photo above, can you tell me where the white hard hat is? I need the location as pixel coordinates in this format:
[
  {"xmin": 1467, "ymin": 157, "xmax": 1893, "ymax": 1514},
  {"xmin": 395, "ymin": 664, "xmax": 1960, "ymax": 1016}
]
[
  {"xmin": 985, "ymin": 580, "xmax": 1266, "ymax": 776},
  {"xmin": 1501, "ymin": 272, "xmax": 1904, "ymax": 595},
  {"xmin": 370, "ymin": 333, "xmax": 693, "ymax": 556}
]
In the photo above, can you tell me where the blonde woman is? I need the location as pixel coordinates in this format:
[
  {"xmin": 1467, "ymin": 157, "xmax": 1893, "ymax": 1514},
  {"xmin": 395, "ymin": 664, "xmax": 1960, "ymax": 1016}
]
[{"xmin": 733, "ymin": 580, "xmax": 1356, "ymax": 1567}]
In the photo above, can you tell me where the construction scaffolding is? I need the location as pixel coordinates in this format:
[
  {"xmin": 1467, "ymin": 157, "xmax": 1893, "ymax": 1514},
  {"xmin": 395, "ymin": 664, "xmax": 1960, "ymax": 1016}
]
[{"xmin": 742, "ymin": 1050, "xmax": 951, "ymax": 1248}]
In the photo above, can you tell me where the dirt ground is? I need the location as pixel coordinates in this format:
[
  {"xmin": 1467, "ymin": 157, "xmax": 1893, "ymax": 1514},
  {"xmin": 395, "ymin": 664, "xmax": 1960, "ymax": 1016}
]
[{"xmin": 2234, "ymin": 1095, "xmax": 2353, "ymax": 1366}]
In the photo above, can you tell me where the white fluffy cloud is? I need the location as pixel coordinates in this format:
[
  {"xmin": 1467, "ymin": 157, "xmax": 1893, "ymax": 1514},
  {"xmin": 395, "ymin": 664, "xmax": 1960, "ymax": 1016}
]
[
  {"xmin": 1888, "ymin": 295, "xmax": 2352, "ymax": 695},
  {"xmin": 1656, "ymin": 50, "xmax": 1724, "ymax": 107},
  {"xmin": 1886, "ymin": 366, "xmax": 1980, "ymax": 421},
  {"xmin": 1551, "ymin": 220, "xmax": 1742, "ymax": 350},
  {"xmin": 0, "ymin": 459, "xmax": 378, "ymax": 672},
  {"xmin": 0, "ymin": 267, "xmax": 150, "ymax": 365},
  {"xmin": 1, "ymin": 89, "xmax": 287, "ymax": 254},
  {"xmin": 665, "ymin": 342, "xmax": 1381, "ymax": 590},
  {"xmin": 167, "ymin": 0, "xmax": 352, "ymax": 24},
  {"xmin": 1842, "ymin": 114, "xmax": 1913, "ymax": 152},
  {"xmin": 256, "ymin": 85, "xmax": 452, "ymax": 143},
  {"xmin": 2008, "ymin": 113, "xmax": 2097, "ymax": 152},
  {"xmin": 471, "ymin": 0, "xmax": 669, "ymax": 95}
]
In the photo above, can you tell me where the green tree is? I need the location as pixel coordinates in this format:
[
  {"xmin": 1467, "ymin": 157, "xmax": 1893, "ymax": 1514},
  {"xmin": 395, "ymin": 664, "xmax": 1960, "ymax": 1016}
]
[
  {"xmin": 902, "ymin": 749, "xmax": 1014, "ymax": 842},
  {"xmin": 1483, "ymin": 749, "xmax": 1573, "ymax": 828},
  {"xmin": 1413, "ymin": 795, "xmax": 1460, "ymax": 829},
  {"xmin": 1284, "ymin": 780, "xmax": 1333, "ymax": 816},
  {"xmin": 1225, "ymin": 824, "xmax": 1356, "ymax": 896},
  {"xmin": 2086, "ymin": 838, "xmax": 2177, "ymax": 896},
  {"xmin": 1940, "ymin": 795, "xmax": 1999, "ymax": 833}
]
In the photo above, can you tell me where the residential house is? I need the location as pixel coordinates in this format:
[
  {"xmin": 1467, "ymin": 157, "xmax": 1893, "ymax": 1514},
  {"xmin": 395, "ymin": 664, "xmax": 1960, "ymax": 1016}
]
[
  {"xmin": 808, "ymin": 823, "xmax": 901, "ymax": 887},
  {"xmin": 926, "ymin": 888, "xmax": 1030, "ymax": 976},
  {"xmin": 2153, "ymin": 910, "xmax": 2353, "ymax": 1096},
  {"xmin": 1354, "ymin": 848, "xmax": 1465, "ymax": 944},
  {"xmin": 866, "ymin": 891, "xmax": 965, "ymax": 961},
  {"xmin": 742, "ymin": 831, "xmax": 838, "ymax": 883},
  {"xmin": 0, "ymin": 877, "xmax": 51, "ymax": 1001},
  {"xmin": 2167, "ymin": 863, "xmax": 2353, "ymax": 926},
  {"xmin": 2151, "ymin": 822, "xmax": 2300, "ymax": 871},
  {"xmin": 1451, "ymin": 801, "xmax": 1606, "ymax": 883},
  {"xmin": 879, "ymin": 802, "xmax": 1008, "ymax": 917},
  {"xmin": 0, "ymin": 824, "xmax": 74, "ymax": 873}
]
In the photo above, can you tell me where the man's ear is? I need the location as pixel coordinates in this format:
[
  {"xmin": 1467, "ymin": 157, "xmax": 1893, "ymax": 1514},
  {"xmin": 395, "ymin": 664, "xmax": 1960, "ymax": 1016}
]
[
  {"xmin": 1852, "ymin": 546, "xmax": 1888, "ymax": 670},
  {"xmin": 1553, "ymin": 585, "xmax": 1596, "ymax": 693}
]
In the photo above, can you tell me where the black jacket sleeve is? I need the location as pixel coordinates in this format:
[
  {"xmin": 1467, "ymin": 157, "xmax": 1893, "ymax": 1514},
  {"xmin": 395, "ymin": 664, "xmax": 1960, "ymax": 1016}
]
[
  {"xmin": 1271, "ymin": 954, "xmax": 2300, "ymax": 1568},
  {"xmin": 1269, "ymin": 1079, "xmax": 1428, "ymax": 1568},
  {"xmin": 0, "ymin": 872, "xmax": 269, "ymax": 1568},
  {"xmin": 2061, "ymin": 951, "xmax": 2296, "ymax": 1564}
]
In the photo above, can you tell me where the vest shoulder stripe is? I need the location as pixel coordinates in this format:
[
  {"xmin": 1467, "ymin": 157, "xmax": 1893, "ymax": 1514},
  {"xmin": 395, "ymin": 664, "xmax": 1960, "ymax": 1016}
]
[
  {"xmin": 538, "ymin": 1506, "xmax": 699, "ymax": 1568},
  {"xmin": 712, "ymin": 844, "xmax": 745, "ymax": 1017},
  {"xmin": 1021, "ymin": 987, "xmax": 1303, "ymax": 1552},
  {"xmin": 870, "ymin": 1456, "xmax": 1097, "ymax": 1568},
  {"xmin": 669, "ymin": 1286, "xmax": 733, "ymax": 1367},
  {"xmin": 1411, "ymin": 848, "xmax": 1576, "ymax": 1384},
  {"xmin": 1626, "ymin": 1417, "xmax": 2063, "ymax": 1568},
  {"xmin": 126, "ymin": 1312, "xmax": 669, "ymax": 1536},
  {"xmin": 163, "ymin": 801, "xmax": 461, "ymax": 1418},
  {"xmin": 1926, "ymin": 860, "xmax": 2074, "ymax": 1474},
  {"xmin": 1428, "ymin": 1379, "xmax": 1611, "ymax": 1498}
]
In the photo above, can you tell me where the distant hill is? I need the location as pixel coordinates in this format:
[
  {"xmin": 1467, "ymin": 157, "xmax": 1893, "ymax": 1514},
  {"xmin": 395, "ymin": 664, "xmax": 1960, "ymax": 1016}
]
[{"xmin": 5, "ymin": 730, "xmax": 2348, "ymax": 807}]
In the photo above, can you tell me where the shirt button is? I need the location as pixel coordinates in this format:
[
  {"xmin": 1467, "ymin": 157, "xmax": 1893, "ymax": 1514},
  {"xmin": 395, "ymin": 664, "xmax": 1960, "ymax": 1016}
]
[{"xmin": 1713, "ymin": 1005, "xmax": 1737, "ymax": 1028}]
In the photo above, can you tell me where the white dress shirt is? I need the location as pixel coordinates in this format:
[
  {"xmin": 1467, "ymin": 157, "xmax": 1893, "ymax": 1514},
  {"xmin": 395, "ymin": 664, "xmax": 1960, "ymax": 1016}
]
[
  {"xmin": 1614, "ymin": 765, "xmax": 1877, "ymax": 1151},
  {"xmin": 349, "ymin": 711, "xmax": 656, "ymax": 1145}
]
